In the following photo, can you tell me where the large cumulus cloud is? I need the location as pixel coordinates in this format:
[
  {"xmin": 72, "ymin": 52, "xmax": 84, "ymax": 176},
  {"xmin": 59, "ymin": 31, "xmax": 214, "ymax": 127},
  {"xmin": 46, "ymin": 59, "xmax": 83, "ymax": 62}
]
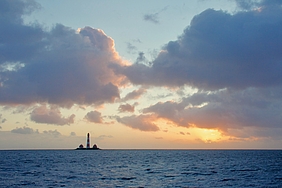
[
  {"xmin": 116, "ymin": 3, "xmax": 282, "ymax": 90},
  {"xmin": 0, "ymin": 0, "xmax": 126, "ymax": 107}
]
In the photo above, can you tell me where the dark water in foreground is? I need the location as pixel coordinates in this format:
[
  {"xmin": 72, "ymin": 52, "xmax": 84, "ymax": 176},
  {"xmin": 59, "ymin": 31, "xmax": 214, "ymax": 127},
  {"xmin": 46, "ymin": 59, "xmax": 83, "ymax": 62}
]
[{"xmin": 0, "ymin": 150, "xmax": 282, "ymax": 187}]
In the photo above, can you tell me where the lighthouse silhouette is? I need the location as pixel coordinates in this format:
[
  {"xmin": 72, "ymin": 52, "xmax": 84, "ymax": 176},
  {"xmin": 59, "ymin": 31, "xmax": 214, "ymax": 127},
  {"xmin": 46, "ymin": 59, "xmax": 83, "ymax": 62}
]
[
  {"xmin": 76, "ymin": 133, "xmax": 100, "ymax": 150},
  {"xmin": 86, "ymin": 133, "xmax": 90, "ymax": 149}
]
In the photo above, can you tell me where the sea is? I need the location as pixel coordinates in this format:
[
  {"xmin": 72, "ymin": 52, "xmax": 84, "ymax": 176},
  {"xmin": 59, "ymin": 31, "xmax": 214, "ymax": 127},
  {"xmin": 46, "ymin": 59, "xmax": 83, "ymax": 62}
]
[{"xmin": 0, "ymin": 150, "xmax": 282, "ymax": 188}]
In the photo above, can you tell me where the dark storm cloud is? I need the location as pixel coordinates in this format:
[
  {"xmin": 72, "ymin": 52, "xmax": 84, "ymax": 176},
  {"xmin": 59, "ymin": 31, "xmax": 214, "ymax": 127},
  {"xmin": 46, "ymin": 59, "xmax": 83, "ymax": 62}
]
[
  {"xmin": 116, "ymin": 5, "xmax": 282, "ymax": 90},
  {"xmin": 84, "ymin": 110, "xmax": 103, "ymax": 123},
  {"xmin": 30, "ymin": 105, "xmax": 75, "ymax": 125},
  {"xmin": 0, "ymin": 0, "xmax": 125, "ymax": 107},
  {"xmin": 116, "ymin": 114, "xmax": 159, "ymax": 131},
  {"xmin": 11, "ymin": 126, "xmax": 39, "ymax": 134}
]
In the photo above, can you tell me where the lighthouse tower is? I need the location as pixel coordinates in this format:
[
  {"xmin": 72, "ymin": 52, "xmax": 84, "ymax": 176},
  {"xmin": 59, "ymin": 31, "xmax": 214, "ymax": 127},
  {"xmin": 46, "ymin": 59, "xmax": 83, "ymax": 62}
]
[{"xmin": 86, "ymin": 133, "xmax": 90, "ymax": 149}]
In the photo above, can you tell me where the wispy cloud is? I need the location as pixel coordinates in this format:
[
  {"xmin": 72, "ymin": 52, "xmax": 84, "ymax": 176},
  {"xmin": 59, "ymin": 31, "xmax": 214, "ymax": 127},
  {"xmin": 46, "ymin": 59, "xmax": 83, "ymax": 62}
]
[
  {"xmin": 11, "ymin": 126, "xmax": 39, "ymax": 134},
  {"xmin": 126, "ymin": 42, "xmax": 138, "ymax": 54},
  {"xmin": 144, "ymin": 13, "xmax": 160, "ymax": 24},
  {"xmin": 143, "ymin": 6, "xmax": 169, "ymax": 24},
  {"xmin": 43, "ymin": 129, "xmax": 61, "ymax": 137},
  {"xmin": 121, "ymin": 88, "xmax": 146, "ymax": 102}
]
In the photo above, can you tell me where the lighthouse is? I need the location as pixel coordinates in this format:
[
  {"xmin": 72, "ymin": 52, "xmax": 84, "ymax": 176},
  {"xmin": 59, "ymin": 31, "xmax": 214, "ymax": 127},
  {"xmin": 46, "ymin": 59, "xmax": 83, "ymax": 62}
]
[
  {"xmin": 86, "ymin": 133, "xmax": 90, "ymax": 149},
  {"xmin": 75, "ymin": 133, "xmax": 101, "ymax": 150}
]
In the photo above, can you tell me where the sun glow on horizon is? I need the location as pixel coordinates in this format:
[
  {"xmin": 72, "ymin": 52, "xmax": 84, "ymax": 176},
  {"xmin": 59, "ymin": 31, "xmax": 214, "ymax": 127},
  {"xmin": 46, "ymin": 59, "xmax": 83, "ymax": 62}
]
[{"xmin": 193, "ymin": 128, "xmax": 225, "ymax": 143}]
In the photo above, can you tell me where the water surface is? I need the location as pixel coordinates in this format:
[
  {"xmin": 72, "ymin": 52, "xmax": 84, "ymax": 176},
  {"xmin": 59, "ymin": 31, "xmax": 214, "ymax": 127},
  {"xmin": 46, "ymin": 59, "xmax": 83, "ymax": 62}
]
[{"xmin": 0, "ymin": 150, "xmax": 282, "ymax": 187}]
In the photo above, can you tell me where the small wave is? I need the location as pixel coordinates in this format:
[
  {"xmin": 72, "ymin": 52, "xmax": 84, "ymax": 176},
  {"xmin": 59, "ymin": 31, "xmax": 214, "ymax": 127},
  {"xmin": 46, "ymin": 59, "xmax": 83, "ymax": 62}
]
[
  {"xmin": 147, "ymin": 171, "xmax": 161, "ymax": 174},
  {"xmin": 181, "ymin": 172, "xmax": 191, "ymax": 175},
  {"xmin": 231, "ymin": 169, "xmax": 259, "ymax": 172},
  {"xmin": 164, "ymin": 175, "xmax": 176, "ymax": 178},
  {"xmin": 192, "ymin": 172, "xmax": 213, "ymax": 176},
  {"xmin": 66, "ymin": 176, "xmax": 77, "ymax": 180},
  {"xmin": 221, "ymin": 178, "xmax": 236, "ymax": 182},
  {"xmin": 119, "ymin": 177, "xmax": 136, "ymax": 180},
  {"xmin": 100, "ymin": 177, "xmax": 116, "ymax": 180}
]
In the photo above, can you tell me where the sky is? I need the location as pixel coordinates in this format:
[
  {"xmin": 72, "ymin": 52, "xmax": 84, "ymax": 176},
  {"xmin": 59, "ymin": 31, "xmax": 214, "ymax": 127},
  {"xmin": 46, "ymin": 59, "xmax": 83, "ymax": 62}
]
[{"xmin": 1, "ymin": 0, "xmax": 282, "ymax": 149}]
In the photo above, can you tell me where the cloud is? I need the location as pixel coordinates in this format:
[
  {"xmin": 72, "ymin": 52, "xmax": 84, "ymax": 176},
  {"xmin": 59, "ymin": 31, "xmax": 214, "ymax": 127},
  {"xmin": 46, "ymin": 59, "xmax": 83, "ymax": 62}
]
[
  {"xmin": 0, "ymin": 114, "xmax": 6, "ymax": 123},
  {"xmin": 234, "ymin": 0, "xmax": 259, "ymax": 10},
  {"xmin": 143, "ymin": 6, "xmax": 168, "ymax": 24},
  {"xmin": 0, "ymin": 0, "xmax": 44, "ymax": 64},
  {"xmin": 143, "ymin": 87, "xmax": 282, "ymax": 138},
  {"xmin": 143, "ymin": 100, "xmax": 186, "ymax": 125},
  {"xmin": 43, "ymin": 129, "xmax": 61, "ymax": 137},
  {"xmin": 70, "ymin": 132, "xmax": 76, "ymax": 136},
  {"xmin": 143, "ymin": 13, "xmax": 159, "ymax": 24},
  {"xmin": 116, "ymin": 5, "xmax": 282, "ymax": 90},
  {"xmin": 30, "ymin": 105, "xmax": 75, "ymax": 125},
  {"xmin": 11, "ymin": 126, "xmax": 38, "ymax": 134},
  {"xmin": 118, "ymin": 103, "xmax": 135, "ymax": 113},
  {"xmin": 126, "ymin": 42, "xmax": 138, "ymax": 54},
  {"xmin": 0, "ymin": 126, "xmax": 2, "ymax": 129},
  {"xmin": 84, "ymin": 110, "xmax": 103, "ymax": 123},
  {"xmin": 155, "ymin": 137, "xmax": 163, "ymax": 139},
  {"xmin": 116, "ymin": 114, "xmax": 159, "ymax": 131},
  {"xmin": 97, "ymin": 135, "xmax": 113, "ymax": 140},
  {"xmin": 235, "ymin": 0, "xmax": 282, "ymax": 10},
  {"xmin": 121, "ymin": 88, "xmax": 146, "ymax": 102},
  {"xmin": 135, "ymin": 52, "xmax": 149, "ymax": 64},
  {"xmin": 0, "ymin": 0, "xmax": 126, "ymax": 107}
]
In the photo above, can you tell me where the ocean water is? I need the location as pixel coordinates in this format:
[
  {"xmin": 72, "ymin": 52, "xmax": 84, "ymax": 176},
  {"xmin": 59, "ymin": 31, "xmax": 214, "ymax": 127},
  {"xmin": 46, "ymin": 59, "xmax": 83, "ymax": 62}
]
[{"xmin": 0, "ymin": 150, "xmax": 282, "ymax": 187}]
